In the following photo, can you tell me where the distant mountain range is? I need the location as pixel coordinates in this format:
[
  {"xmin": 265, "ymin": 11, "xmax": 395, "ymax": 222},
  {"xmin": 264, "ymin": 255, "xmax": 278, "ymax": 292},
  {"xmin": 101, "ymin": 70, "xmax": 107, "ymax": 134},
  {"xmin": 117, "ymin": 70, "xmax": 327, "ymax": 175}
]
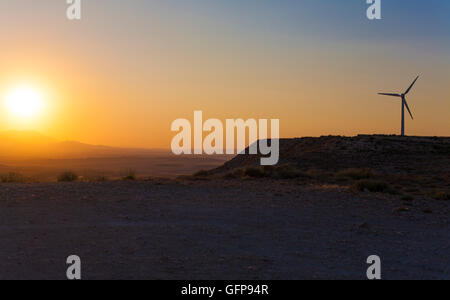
[{"xmin": 0, "ymin": 130, "xmax": 167, "ymax": 160}]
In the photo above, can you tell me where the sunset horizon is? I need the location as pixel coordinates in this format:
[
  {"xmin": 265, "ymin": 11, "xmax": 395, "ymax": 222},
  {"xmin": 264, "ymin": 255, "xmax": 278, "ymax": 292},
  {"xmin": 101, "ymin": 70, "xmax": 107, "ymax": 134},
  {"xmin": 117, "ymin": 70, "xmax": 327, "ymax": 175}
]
[
  {"xmin": 1, "ymin": 0, "xmax": 448, "ymax": 283},
  {"xmin": 1, "ymin": 1, "xmax": 449, "ymax": 150}
]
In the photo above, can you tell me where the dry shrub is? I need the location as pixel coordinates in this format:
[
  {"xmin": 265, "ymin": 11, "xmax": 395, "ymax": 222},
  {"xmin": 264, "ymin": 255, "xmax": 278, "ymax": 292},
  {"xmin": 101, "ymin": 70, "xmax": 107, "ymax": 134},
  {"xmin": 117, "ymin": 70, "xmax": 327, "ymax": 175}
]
[
  {"xmin": 57, "ymin": 171, "xmax": 78, "ymax": 182},
  {"xmin": 243, "ymin": 166, "xmax": 266, "ymax": 178},
  {"xmin": 273, "ymin": 164, "xmax": 304, "ymax": 179},
  {"xmin": 224, "ymin": 164, "xmax": 305, "ymax": 180},
  {"xmin": 432, "ymin": 191, "xmax": 450, "ymax": 201},
  {"xmin": 121, "ymin": 169, "xmax": 136, "ymax": 180},
  {"xmin": 193, "ymin": 170, "xmax": 211, "ymax": 177},
  {"xmin": 0, "ymin": 172, "xmax": 27, "ymax": 183},
  {"xmin": 351, "ymin": 179, "xmax": 395, "ymax": 194},
  {"xmin": 223, "ymin": 169, "xmax": 244, "ymax": 179},
  {"xmin": 336, "ymin": 168, "xmax": 375, "ymax": 180}
]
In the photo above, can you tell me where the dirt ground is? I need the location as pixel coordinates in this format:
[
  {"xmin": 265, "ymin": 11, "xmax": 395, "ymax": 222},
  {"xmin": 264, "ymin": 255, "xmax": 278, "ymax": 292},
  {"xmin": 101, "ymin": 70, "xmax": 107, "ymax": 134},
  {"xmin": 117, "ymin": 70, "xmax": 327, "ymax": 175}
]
[{"xmin": 0, "ymin": 179, "xmax": 449, "ymax": 280}]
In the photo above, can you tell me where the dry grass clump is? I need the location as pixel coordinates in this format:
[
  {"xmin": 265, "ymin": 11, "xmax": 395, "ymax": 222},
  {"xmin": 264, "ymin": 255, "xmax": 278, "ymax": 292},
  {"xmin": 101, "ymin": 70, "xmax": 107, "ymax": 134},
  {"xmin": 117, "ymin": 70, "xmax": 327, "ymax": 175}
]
[
  {"xmin": 401, "ymin": 195, "xmax": 414, "ymax": 201},
  {"xmin": 94, "ymin": 175, "xmax": 109, "ymax": 182},
  {"xmin": 272, "ymin": 165, "xmax": 305, "ymax": 179},
  {"xmin": 223, "ymin": 168, "xmax": 244, "ymax": 179},
  {"xmin": 243, "ymin": 166, "xmax": 267, "ymax": 178},
  {"xmin": 432, "ymin": 191, "xmax": 450, "ymax": 201},
  {"xmin": 177, "ymin": 169, "xmax": 213, "ymax": 181},
  {"xmin": 57, "ymin": 171, "xmax": 79, "ymax": 182},
  {"xmin": 193, "ymin": 170, "xmax": 211, "ymax": 178},
  {"xmin": 223, "ymin": 164, "xmax": 306, "ymax": 180},
  {"xmin": 81, "ymin": 175, "xmax": 109, "ymax": 182},
  {"xmin": 0, "ymin": 172, "xmax": 28, "ymax": 183},
  {"xmin": 121, "ymin": 169, "xmax": 137, "ymax": 180},
  {"xmin": 177, "ymin": 170, "xmax": 213, "ymax": 181},
  {"xmin": 336, "ymin": 168, "xmax": 375, "ymax": 180},
  {"xmin": 351, "ymin": 179, "xmax": 397, "ymax": 194},
  {"xmin": 304, "ymin": 168, "xmax": 332, "ymax": 182}
]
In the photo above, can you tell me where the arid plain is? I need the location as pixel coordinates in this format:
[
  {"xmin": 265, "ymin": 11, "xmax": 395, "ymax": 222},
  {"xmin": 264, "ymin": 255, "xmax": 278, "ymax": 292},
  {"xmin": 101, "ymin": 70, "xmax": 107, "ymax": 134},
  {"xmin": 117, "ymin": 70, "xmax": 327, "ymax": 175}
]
[{"xmin": 1, "ymin": 135, "xmax": 449, "ymax": 279}]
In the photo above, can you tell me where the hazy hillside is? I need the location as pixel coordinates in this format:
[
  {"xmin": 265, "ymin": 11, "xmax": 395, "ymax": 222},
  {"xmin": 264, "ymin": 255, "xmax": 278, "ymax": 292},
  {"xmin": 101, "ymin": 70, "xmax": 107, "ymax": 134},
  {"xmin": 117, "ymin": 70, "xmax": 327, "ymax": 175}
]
[
  {"xmin": 0, "ymin": 130, "xmax": 166, "ymax": 159},
  {"xmin": 0, "ymin": 131, "xmax": 232, "ymax": 179}
]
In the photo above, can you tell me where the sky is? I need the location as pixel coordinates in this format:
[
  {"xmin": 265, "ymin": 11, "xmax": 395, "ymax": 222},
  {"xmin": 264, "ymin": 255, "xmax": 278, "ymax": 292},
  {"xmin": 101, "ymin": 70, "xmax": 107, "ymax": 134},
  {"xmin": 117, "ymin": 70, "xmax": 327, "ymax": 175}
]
[{"xmin": 0, "ymin": 0, "xmax": 449, "ymax": 148}]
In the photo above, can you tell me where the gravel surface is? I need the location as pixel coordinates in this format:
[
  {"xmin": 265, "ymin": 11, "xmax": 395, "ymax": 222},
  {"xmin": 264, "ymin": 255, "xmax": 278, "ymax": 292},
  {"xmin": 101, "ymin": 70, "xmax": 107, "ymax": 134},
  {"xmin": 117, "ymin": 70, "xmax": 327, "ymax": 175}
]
[{"xmin": 1, "ymin": 180, "xmax": 449, "ymax": 280}]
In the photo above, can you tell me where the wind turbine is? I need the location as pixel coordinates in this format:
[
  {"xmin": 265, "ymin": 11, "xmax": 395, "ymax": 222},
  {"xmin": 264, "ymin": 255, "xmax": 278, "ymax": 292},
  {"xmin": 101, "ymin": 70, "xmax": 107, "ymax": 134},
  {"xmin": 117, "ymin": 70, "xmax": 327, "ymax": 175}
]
[{"xmin": 379, "ymin": 76, "xmax": 419, "ymax": 136}]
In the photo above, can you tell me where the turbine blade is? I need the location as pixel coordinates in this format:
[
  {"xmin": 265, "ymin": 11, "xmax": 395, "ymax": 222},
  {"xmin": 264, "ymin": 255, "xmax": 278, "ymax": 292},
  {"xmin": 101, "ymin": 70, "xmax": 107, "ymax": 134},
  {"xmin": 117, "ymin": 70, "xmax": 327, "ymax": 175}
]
[
  {"xmin": 378, "ymin": 93, "xmax": 401, "ymax": 97},
  {"xmin": 405, "ymin": 76, "xmax": 419, "ymax": 94},
  {"xmin": 404, "ymin": 100, "xmax": 414, "ymax": 120}
]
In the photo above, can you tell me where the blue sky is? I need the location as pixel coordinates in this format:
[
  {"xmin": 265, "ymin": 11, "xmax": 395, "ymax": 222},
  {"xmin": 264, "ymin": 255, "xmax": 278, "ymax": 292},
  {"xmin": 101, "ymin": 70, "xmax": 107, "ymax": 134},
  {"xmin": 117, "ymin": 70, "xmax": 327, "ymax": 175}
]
[
  {"xmin": 101, "ymin": 0, "xmax": 449, "ymax": 46},
  {"xmin": 2, "ymin": 0, "xmax": 448, "ymax": 53}
]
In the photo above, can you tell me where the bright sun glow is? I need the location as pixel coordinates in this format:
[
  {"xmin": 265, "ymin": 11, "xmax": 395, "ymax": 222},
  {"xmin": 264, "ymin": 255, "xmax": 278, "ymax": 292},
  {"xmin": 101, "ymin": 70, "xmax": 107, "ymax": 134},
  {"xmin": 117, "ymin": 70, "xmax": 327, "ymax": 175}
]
[{"xmin": 5, "ymin": 86, "xmax": 44, "ymax": 119}]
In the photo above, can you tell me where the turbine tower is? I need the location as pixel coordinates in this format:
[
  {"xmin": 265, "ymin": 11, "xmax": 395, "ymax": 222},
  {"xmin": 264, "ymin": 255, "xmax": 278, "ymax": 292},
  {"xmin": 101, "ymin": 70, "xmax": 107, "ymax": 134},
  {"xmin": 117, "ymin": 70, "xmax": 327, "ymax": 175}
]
[{"xmin": 379, "ymin": 76, "xmax": 419, "ymax": 136}]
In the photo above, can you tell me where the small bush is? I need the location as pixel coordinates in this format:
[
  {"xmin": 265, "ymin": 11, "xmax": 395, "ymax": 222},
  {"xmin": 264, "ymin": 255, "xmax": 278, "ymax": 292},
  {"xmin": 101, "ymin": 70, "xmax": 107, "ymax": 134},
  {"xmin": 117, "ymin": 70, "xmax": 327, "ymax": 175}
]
[
  {"xmin": 96, "ymin": 176, "xmax": 108, "ymax": 182},
  {"xmin": 405, "ymin": 187, "xmax": 421, "ymax": 194},
  {"xmin": 223, "ymin": 169, "xmax": 244, "ymax": 179},
  {"xmin": 351, "ymin": 180, "xmax": 392, "ymax": 193},
  {"xmin": 401, "ymin": 195, "xmax": 414, "ymax": 201},
  {"xmin": 87, "ymin": 175, "xmax": 108, "ymax": 182},
  {"xmin": 304, "ymin": 168, "xmax": 331, "ymax": 181},
  {"xmin": 193, "ymin": 170, "xmax": 210, "ymax": 177},
  {"xmin": 224, "ymin": 164, "xmax": 305, "ymax": 180},
  {"xmin": 79, "ymin": 172, "xmax": 109, "ymax": 182},
  {"xmin": 336, "ymin": 168, "xmax": 375, "ymax": 180},
  {"xmin": 57, "ymin": 171, "xmax": 78, "ymax": 182},
  {"xmin": 243, "ymin": 166, "xmax": 266, "ymax": 178},
  {"xmin": 121, "ymin": 169, "xmax": 136, "ymax": 180},
  {"xmin": 0, "ymin": 172, "xmax": 27, "ymax": 183},
  {"xmin": 274, "ymin": 164, "xmax": 303, "ymax": 179},
  {"xmin": 433, "ymin": 191, "xmax": 450, "ymax": 201}
]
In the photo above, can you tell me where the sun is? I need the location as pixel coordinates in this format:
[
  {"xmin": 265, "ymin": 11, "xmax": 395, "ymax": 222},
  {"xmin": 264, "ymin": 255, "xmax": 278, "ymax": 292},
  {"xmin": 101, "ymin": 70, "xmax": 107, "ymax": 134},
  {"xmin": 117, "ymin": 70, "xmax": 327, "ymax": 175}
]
[{"xmin": 5, "ymin": 86, "xmax": 44, "ymax": 119}]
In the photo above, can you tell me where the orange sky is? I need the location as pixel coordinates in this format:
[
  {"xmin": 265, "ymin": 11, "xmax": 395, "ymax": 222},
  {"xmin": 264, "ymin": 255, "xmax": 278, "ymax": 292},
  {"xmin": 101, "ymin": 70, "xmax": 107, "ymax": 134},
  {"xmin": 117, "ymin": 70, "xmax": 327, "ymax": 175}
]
[{"xmin": 0, "ymin": 1, "xmax": 449, "ymax": 148}]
